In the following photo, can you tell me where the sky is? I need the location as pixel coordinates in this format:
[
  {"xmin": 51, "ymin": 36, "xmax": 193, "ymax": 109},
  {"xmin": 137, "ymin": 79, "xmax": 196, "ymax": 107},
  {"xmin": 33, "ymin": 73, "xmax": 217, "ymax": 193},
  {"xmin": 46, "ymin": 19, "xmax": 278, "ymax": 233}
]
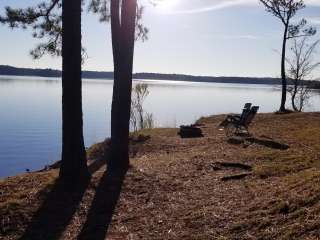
[{"xmin": 0, "ymin": 0, "xmax": 320, "ymax": 77}]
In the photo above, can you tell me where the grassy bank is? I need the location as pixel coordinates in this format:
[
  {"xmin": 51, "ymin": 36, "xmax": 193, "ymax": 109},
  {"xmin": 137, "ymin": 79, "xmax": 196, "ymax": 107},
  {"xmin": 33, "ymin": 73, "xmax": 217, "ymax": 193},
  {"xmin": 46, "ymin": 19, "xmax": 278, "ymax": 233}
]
[{"xmin": 1, "ymin": 112, "xmax": 320, "ymax": 239}]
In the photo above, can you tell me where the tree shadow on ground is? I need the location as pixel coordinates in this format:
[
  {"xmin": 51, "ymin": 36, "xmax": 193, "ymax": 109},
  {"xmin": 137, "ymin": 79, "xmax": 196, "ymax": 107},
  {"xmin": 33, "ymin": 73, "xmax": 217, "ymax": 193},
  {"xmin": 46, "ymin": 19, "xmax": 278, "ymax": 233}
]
[
  {"xmin": 20, "ymin": 177, "xmax": 90, "ymax": 240},
  {"xmin": 88, "ymin": 157, "xmax": 106, "ymax": 174},
  {"xmin": 20, "ymin": 159, "xmax": 125, "ymax": 240},
  {"xmin": 77, "ymin": 170, "xmax": 126, "ymax": 240},
  {"xmin": 228, "ymin": 136, "xmax": 289, "ymax": 150}
]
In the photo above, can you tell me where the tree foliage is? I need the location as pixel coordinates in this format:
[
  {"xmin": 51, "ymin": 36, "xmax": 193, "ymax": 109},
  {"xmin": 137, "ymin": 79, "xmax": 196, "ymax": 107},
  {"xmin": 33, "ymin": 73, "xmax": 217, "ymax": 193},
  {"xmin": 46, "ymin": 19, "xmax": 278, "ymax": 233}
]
[
  {"xmin": 0, "ymin": 0, "xmax": 148, "ymax": 59},
  {"xmin": 0, "ymin": 0, "xmax": 62, "ymax": 59}
]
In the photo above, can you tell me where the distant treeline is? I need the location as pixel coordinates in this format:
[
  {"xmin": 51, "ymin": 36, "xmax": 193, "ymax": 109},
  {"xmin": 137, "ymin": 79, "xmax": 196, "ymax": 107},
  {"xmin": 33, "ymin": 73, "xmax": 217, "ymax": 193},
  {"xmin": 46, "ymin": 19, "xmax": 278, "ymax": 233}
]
[
  {"xmin": 308, "ymin": 81, "xmax": 320, "ymax": 89},
  {"xmin": 135, "ymin": 72, "xmax": 282, "ymax": 85},
  {"xmin": 1, "ymin": 65, "xmax": 319, "ymax": 87},
  {"xmin": 0, "ymin": 65, "xmax": 114, "ymax": 79}
]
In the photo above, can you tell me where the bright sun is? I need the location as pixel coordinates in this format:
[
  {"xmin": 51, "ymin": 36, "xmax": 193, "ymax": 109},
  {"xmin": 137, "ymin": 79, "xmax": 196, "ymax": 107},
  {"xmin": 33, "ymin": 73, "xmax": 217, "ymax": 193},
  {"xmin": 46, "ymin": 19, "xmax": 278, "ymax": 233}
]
[{"xmin": 155, "ymin": 0, "xmax": 179, "ymax": 12}]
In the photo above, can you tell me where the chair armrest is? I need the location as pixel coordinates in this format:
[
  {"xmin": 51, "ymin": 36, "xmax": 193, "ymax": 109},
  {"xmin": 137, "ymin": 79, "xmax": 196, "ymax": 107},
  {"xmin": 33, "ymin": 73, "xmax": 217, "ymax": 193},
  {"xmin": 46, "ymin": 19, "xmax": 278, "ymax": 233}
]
[{"xmin": 227, "ymin": 115, "xmax": 241, "ymax": 122}]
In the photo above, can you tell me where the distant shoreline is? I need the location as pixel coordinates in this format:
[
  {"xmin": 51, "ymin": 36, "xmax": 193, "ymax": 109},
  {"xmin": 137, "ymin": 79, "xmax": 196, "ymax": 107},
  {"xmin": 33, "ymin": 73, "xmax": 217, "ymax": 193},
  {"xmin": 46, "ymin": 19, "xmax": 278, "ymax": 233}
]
[
  {"xmin": 0, "ymin": 65, "xmax": 283, "ymax": 85},
  {"xmin": 1, "ymin": 65, "xmax": 319, "ymax": 87}
]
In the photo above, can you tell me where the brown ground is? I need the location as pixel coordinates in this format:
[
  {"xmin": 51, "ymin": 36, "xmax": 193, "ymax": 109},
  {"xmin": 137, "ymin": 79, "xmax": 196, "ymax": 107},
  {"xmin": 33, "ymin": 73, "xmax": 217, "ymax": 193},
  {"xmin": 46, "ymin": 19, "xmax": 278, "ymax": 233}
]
[{"xmin": 1, "ymin": 112, "xmax": 320, "ymax": 240}]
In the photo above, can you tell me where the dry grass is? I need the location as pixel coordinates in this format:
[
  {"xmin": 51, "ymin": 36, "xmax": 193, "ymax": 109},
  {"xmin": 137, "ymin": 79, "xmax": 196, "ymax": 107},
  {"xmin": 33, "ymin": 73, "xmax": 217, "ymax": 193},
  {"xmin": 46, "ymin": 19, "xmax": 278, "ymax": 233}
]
[
  {"xmin": 0, "ymin": 171, "xmax": 58, "ymax": 238},
  {"xmin": 1, "ymin": 112, "xmax": 320, "ymax": 239}
]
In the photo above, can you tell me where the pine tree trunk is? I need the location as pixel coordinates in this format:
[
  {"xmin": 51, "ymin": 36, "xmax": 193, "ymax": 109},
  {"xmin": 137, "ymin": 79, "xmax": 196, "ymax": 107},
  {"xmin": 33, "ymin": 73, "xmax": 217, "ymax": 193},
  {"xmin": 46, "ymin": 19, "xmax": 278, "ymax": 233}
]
[
  {"xmin": 280, "ymin": 24, "xmax": 288, "ymax": 112},
  {"xmin": 109, "ymin": 0, "xmax": 137, "ymax": 173},
  {"xmin": 59, "ymin": 0, "xmax": 89, "ymax": 182}
]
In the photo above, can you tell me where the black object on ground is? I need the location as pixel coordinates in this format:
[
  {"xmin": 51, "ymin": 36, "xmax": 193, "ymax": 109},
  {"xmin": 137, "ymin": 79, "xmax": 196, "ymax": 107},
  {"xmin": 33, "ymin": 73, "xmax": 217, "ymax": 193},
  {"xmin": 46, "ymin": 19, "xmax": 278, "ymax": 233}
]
[{"xmin": 178, "ymin": 125, "xmax": 203, "ymax": 138}]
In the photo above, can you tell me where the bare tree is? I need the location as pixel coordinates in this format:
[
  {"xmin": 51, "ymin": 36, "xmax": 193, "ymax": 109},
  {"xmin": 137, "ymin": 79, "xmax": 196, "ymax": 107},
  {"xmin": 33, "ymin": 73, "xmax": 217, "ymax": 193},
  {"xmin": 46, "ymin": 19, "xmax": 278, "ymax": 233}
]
[
  {"xmin": 132, "ymin": 83, "xmax": 149, "ymax": 130},
  {"xmin": 286, "ymin": 37, "xmax": 320, "ymax": 111},
  {"xmin": 259, "ymin": 0, "xmax": 316, "ymax": 112},
  {"xmin": 144, "ymin": 112, "xmax": 154, "ymax": 129},
  {"xmin": 130, "ymin": 83, "xmax": 154, "ymax": 131}
]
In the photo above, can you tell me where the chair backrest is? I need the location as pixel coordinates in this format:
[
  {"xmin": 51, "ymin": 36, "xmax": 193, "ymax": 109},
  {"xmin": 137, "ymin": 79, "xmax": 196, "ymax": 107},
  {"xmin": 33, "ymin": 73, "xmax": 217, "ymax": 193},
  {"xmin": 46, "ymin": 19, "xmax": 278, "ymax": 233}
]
[
  {"xmin": 239, "ymin": 103, "xmax": 252, "ymax": 121},
  {"xmin": 243, "ymin": 103, "xmax": 252, "ymax": 110},
  {"xmin": 242, "ymin": 106, "xmax": 259, "ymax": 126}
]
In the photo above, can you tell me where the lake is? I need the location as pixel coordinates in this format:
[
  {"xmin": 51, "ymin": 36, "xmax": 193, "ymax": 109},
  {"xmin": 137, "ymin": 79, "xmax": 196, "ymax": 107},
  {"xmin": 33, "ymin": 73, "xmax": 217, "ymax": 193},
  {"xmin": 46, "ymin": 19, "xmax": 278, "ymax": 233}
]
[{"xmin": 0, "ymin": 75, "xmax": 319, "ymax": 178}]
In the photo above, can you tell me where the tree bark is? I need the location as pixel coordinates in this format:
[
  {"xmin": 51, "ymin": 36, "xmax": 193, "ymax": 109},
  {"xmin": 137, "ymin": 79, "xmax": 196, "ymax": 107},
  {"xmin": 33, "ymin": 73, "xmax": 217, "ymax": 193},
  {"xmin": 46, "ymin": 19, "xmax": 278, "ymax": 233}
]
[
  {"xmin": 109, "ymin": 0, "xmax": 137, "ymax": 173},
  {"xmin": 280, "ymin": 24, "xmax": 289, "ymax": 112},
  {"xmin": 291, "ymin": 93, "xmax": 298, "ymax": 111},
  {"xmin": 59, "ymin": 0, "xmax": 89, "ymax": 182},
  {"xmin": 291, "ymin": 79, "xmax": 299, "ymax": 111},
  {"xmin": 138, "ymin": 104, "xmax": 144, "ymax": 130}
]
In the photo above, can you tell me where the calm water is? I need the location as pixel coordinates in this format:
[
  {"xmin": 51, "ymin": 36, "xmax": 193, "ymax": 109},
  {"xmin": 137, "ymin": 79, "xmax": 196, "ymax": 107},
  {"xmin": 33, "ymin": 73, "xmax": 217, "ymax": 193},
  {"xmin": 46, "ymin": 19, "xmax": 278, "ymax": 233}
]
[{"xmin": 1, "ymin": 76, "xmax": 319, "ymax": 178}]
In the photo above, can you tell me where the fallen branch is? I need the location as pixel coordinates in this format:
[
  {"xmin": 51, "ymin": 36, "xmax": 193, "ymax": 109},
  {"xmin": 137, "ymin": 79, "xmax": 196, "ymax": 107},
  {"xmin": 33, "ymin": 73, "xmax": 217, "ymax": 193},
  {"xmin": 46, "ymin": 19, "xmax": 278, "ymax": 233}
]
[
  {"xmin": 213, "ymin": 162, "xmax": 252, "ymax": 171},
  {"xmin": 221, "ymin": 173, "xmax": 252, "ymax": 181}
]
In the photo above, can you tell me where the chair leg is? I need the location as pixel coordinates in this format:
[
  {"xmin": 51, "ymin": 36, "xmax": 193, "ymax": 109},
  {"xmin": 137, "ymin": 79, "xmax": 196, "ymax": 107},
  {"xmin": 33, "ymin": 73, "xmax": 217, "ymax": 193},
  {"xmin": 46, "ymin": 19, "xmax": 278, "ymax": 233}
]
[
  {"xmin": 235, "ymin": 127, "xmax": 240, "ymax": 135},
  {"xmin": 245, "ymin": 127, "xmax": 251, "ymax": 137},
  {"xmin": 225, "ymin": 123, "xmax": 237, "ymax": 137}
]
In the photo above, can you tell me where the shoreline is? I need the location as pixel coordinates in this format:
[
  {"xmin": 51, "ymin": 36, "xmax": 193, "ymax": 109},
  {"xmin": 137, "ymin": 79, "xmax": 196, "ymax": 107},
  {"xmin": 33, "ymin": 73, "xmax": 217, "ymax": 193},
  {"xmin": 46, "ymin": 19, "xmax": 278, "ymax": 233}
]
[
  {"xmin": 0, "ymin": 65, "xmax": 292, "ymax": 85},
  {"xmin": 1, "ymin": 111, "xmax": 320, "ymax": 180},
  {"xmin": 1, "ymin": 112, "xmax": 320, "ymax": 239}
]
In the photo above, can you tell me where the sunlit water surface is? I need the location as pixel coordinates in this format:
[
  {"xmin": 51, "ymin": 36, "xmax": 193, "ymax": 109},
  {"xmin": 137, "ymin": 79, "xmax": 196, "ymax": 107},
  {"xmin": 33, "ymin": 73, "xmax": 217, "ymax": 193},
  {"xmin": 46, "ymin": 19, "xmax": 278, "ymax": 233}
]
[{"xmin": 1, "ymin": 76, "xmax": 319, "ymax": 177}]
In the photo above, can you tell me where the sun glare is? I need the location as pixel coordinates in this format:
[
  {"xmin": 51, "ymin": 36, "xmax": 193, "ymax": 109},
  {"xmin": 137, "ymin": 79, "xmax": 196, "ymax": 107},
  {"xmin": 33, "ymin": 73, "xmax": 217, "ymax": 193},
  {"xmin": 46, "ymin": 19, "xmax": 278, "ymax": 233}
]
[{"xmin": 155, "ymin": 0, "xmax": 179, "ymax": 12}]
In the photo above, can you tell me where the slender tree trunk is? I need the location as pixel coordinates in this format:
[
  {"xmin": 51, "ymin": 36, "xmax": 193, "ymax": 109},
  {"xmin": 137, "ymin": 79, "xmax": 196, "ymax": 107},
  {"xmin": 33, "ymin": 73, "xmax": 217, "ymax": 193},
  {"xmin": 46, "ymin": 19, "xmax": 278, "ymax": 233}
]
[
  {"xmin": 291, "ymin": 79, "xmax": 299, "ymax": 111},
  {"xmin": 280, "ymin": 24, "xmax": 288, "ymax": 112},
  {"xmin": 138, "ymin": 105, "xmax": 144, "ymax": 130},
  {"xmin": 291, "ymin": 93, "xmax": 298, "ymax": 111},
  {"xmin": 109, "ymin": 0, "xmax": 137, "ymax": 173},
  {"xmin": 298, "ymin": 92, "xmax": 303, "ymax": 112},
  {"xmin": 59, "ymin": 0, "xmax": 89, "ymax": 182}
]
